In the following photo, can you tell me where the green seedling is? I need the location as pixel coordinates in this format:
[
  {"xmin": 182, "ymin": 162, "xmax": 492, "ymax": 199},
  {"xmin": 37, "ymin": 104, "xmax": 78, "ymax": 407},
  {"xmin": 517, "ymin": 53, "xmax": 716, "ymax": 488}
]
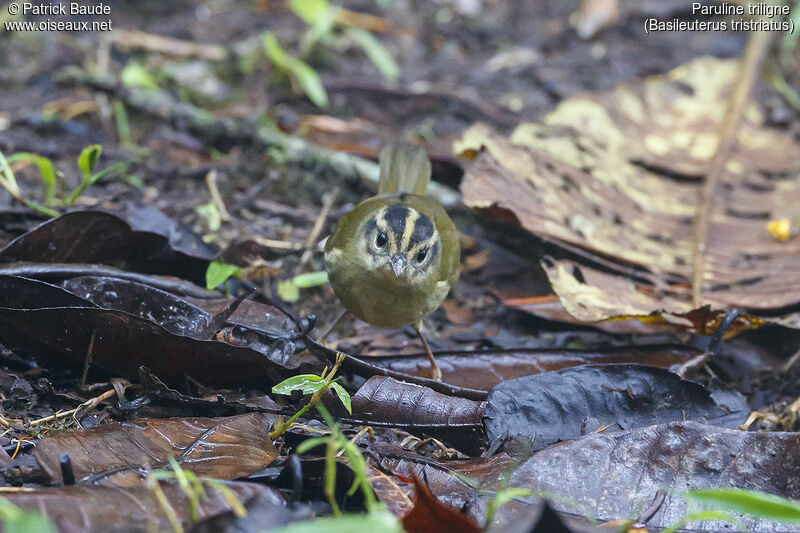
[
  {"xmin": 205, "ymin": 259, "xmax": 243, "ymax": 290},
  {"xmin": 263, "ymin": 32, "xmax": 328, "ymax": 109},
  {"xmin": 0, "ymin": 145, "xmax": 133, "ymax": 217},
  {"xmin": 0, "ymin": 498, "xmax": 56, "ymax": 533},
  {"xmin": 278, "ymin": 270, "xmax": 330, "ymax": 303},
  {"xmin": 270, "ymin": 352, "xmax": 351, "ymax": 440},
  {"xmin": 146, "ymin": 456, "xmax": 246, "ymax": 533}
]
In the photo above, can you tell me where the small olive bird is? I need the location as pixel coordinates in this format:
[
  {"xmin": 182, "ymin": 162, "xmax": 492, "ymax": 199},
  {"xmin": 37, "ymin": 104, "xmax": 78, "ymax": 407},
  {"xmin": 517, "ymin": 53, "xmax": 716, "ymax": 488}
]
[{"xmin": 324, "ymin": 144, "xmax": 460, "ymax": 380}]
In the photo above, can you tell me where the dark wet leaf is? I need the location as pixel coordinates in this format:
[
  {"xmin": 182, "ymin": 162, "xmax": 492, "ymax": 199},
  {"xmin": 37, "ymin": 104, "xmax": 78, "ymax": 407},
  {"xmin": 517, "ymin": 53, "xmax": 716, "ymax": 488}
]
[
  {"xmin": 372, "ymin": 443, "xmax": 515, "ymax": 513},
  {"xmin": 348, "ymin": 377, "xmax": 485, "ymax": 427},
  {"xmin": 332, "ymin": 376, "xmax": 485, "ymax": 452},
  {"xmin": 488, "ymin": 421, "xmax": 800, "ymax": 532},
  {"xmin": 0, "ymin": 276, "xmax": 300, "ymax": 386},
  {"xmin": 484, "ymin": 364, "xmax": 747, "ymax": 450},
  {"xmin": 61, "ymin": 276, "xmax": 215, "ymax": 338},
  {"xmin": 368, "ymin": 345, "xmax": 705, "ymax": 391},
  {"xmin": 0, "ymin": 210, "xmax": 213, "ymax": 285},
  {"xmin": 33, "ymin": 413, "xmax": 278, "ymax": 486},
  {"xmin": 2, "ymin": 480, "xmax": 298, "ymax": 532},
  {"xmin": 401, "ymin": 474, "xmax": 482, "ymax": 533}
]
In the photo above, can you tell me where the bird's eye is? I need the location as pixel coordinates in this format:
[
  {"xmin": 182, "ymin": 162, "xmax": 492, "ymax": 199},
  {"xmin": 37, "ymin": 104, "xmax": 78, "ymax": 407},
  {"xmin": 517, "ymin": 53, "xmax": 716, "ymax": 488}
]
[
  {"xmin": 376, "ymin": 232, "xmax": 387, "ymax": 247},
  {"xmin": 416, "ymin": 248, "xmax": 427, "ymax": 262}
]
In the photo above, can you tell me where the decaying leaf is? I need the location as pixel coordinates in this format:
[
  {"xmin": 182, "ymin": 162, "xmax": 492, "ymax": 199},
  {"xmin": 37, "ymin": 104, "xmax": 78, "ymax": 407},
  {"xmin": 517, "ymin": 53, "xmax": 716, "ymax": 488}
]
[
  {"xmin": 456, "ymin": 57, "xmax": 800, "ymax": 331},
  {"xmin": 0, "ymin": 480, "xmax": 299, "ymax": 532},
  {"xmin": 486, "ymin": 421, "xmax": 800, "ymax": 532},
  {"xmin": 33, "ymin": 413, "xmax": 278, "ymax": 486},
  {"xmin": 401, "ymin": 474, "xmax": 482, "ymax": 533},
  {"xmin": 484, "ymin": 364, "xmax": 747, "ymax": 450}
]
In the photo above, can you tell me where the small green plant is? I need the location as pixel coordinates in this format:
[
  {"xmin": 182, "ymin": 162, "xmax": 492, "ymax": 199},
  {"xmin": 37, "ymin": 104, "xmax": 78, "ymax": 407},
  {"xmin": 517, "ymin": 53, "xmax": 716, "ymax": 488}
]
[
  {"xmin": 0, "ymin": 145, "xmax": 133, "ymax": 217},
  {"xmin": 269, "ymin": 352, "xmax": 351, "ymax": 440},
  {"xmin": 263, "ymin": 32, "xmax": 329, "ymax": 109},
  {"xmin": 263, "ymin": 0, "xmax": 399, "ymax": 109},
  {"xmin": 266, "ymin": 509, "xmax": 403, "ymax": 533},
  {"xmin": 205, "ymin": 259, "xmax": 242, "ymax": 290},
  {"xmin": 0, "ymin": 498, "xmax": 57, "ymax": 533},
  {"xmin": 662, "ymin": 487, "xmax": 800, "ymax": 532},
  {"xmin": 146, "ymin": 457, "xmax": 246, "ymax": 533},
  {"xmin": 295, "ymin": 405, "xmax": 378, "ymax": 516},
  {"xmin": 277, "ymin": 270, "xmax": 330, "ymax": 302}
]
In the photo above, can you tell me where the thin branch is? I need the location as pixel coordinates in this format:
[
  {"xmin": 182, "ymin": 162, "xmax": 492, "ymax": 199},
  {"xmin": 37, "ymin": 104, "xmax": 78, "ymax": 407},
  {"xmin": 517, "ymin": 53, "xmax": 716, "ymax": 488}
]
[
  {"xmin": 691, "ymin": 30, "xmax": 774, "ymax": 307},
  {"xmin": 298, "ymin": 187, "xmax": 339, "ymax": 270}
]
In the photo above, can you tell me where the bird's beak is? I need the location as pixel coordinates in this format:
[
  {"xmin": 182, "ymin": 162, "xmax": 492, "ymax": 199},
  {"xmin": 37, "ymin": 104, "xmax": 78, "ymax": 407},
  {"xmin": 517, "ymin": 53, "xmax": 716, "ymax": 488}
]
[{"xmin": 390, "ymin": 254, "xmax": 407, "ymax": 277}]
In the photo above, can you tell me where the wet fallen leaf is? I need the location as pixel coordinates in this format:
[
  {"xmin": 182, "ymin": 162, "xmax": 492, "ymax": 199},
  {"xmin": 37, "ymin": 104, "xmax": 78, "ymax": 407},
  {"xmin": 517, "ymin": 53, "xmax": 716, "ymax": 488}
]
[
  {"xmin": 456, "ymin": 57, "xmax": 800, "ymax": 331},
  {"xmin": 33, "ymin": 413, "xmax": 278, "ymax": 486},
  {"xmin": 0, "ymin": 480, "xmax": 301, "ymax": 532},
  {"xmin": 333, "ymin": 376, "xmax": 486, "ymax": 454},
  {"xmin": 484, "ymin": 364, "xmax": 748, "ymax": 450},
  {"xmin": 368, "ymin": 345, "xmax": 705, "ymax": 391},
  {"xmin": 0, "ymin": 210, "xmax": 214, "ymax": 285},
  {"xmin": 487, "ymin": 421, "xmax": 800, "ymax": 532},
  {"xmin": 0, "ymin": 275, "xmax": 301, "ymax": 387},
  {"xmin": 401, "ymin": 474, "xmax": 482, "ymax": 533}
]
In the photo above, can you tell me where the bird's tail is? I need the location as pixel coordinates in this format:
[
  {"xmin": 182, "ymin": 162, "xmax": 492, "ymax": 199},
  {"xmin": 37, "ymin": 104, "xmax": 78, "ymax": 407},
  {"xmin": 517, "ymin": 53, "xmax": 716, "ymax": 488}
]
[{"xmin": 377, "ymin": 144, "xmax": 431, "ymax": 195}]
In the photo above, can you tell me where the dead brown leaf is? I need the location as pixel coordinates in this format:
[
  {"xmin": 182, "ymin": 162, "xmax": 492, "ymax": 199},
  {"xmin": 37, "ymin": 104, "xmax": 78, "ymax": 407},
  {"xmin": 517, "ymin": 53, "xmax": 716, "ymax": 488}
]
[
  {"xmin": 456, "ymin": 57, "xmax": 800, "ymax": 331},
  {"xmin": 33, "ymin": 413, "xmax": 278, "ymax": 486}
]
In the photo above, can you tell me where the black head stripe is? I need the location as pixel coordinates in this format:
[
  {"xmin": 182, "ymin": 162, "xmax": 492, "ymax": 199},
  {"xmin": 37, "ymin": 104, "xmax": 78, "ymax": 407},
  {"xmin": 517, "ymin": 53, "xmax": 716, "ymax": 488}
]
[
  {"xmin": 430, "ymin": 241, "xmax": 439, "ymax": 260},
  {"xmin": 364, "ymin": 217, "xmax": 377, "ymax": 236},
  {"xmin": 384, "ymin": 205, "xmax": 408, "ymax": 240},
  {"xmin": 410, "ymin": 214, "xmax": 435, "ymax": 246}
]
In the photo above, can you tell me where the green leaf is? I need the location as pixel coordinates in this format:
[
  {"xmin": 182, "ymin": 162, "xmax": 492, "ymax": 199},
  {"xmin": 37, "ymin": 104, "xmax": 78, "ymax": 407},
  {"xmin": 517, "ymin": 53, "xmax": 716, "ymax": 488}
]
[
  {"xmin": 205, "ymin": 259, "xmax": 241, "ymax": 290},
  {"xmin": 262, "ymin": 32, "xmax": 290, "ymax": 70},
  {"xmin": 77, "ymin": 144, "xmax": 102, "ymax": 181},
  {"xmin": 204, "ymin": 479, "xmax": 247, "ymax": 518},
  {"xmin": 290, "ymin": 0, "xmax": 330, "ymax": 24},
  {"xmin": 120, "ymin": 62, "xmax": 159, "ymax": 90},
  {"xmin": 295, "ymin": 437, "xmax": 329, "ymax": 455},
  {"xmin": 272, "ymin": 374, "xmax": 327, "ymax": 395},
  {"xmin": 266, "ymin": 510, "xmax": 404, "ymax": 533},
  {"xmin": 662, "ymin": 510, "xmax": 741, "ymax": 533},
  {"xmin": 5, "ymin": 512, "xmax": 57, "ymax": 533},
  {"xmin": 293, "ymin": 271, "xmax": 329, "ymax": 288},
  {"xmin": 195, "ymin": 202, "xmax": 222, "ymax": 232},
  {"xmin": 329, "ymin": 382, "xmax": 352, "ymax": 414},
  {"xmin": 277, "ymin": 279, "xmax": 300, "ymax": 302},
  {"xmin": 8, "ymin": 153, "xmax": 56, "ymax": 205},
  {"xmin": 346, "ymin": 28, "xmax": 400, "ymax": 81},
  {"xmin": 491, "ymin": 487, "xmax": 533, "ymax": 509},
  {"xmin": 297, "ymin": 2, "xmax": 337, "ymax": 56},
  {"xmin": 288, "ymin": 57, "xmax": 329, "ymax": 109},
  {"xmin": 687, "ymin": 488, "xmax": 800, "ymax": 524}
]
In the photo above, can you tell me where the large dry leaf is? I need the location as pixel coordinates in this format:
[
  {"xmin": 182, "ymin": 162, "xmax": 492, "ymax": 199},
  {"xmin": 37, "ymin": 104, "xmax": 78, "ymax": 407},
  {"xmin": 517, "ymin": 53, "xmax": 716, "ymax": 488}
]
[
  {"xmin": 456, "ymin": 57, "xmax": 800, "ymax": 330},
  {"xmin": 0, "ymin": 480, "xmax": 298, "ymax": 532},
  {"xmin": 33, "ymin": 413, "xmax": 278, "ymax": 486}
]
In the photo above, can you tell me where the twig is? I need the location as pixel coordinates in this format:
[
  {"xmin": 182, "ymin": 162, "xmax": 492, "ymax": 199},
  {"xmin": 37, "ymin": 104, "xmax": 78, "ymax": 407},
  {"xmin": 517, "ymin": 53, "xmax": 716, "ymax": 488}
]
[
  {"xmin": 113, "ymin": 29, "xmax": 228, "ymax": 61},
  {"xmin": 205, "ymin": 169, "xmax": 231, "ymax": 222},
  {"xmin": 691, "ymin": 30, "xmax": 774, "ymax": 307},
  {"xmin": 28, "ymin": 388, "xmax": 117, "ymax": 428},
  {"xmin": 298, "ymin": 187, "xmax": 339, "ymax": 270}
]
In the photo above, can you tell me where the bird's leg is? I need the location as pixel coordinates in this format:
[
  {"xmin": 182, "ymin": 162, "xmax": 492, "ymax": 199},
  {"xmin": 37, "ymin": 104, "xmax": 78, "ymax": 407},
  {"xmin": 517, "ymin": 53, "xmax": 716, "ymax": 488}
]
[
  {"xmin": 413, "ymin": 323, "xmax": 442, "ymax": 381},
  {"xmin": 318, "ymin": 308, "xmax": 350, "ymax": 346}
]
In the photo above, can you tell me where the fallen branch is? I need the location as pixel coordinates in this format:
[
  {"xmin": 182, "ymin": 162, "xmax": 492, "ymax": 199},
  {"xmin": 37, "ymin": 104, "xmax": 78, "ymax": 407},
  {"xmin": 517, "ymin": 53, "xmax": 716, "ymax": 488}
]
[{"xmin": 55, "ymin": 69, "xmax": 461, "ymax": 208}]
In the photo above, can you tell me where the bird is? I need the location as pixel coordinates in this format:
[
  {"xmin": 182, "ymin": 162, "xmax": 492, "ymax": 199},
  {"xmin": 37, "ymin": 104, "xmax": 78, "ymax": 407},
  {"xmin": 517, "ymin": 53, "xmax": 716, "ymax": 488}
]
[{"xmin": 324, "ymin": 144, "xmax": 460, "ymax": 380}]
